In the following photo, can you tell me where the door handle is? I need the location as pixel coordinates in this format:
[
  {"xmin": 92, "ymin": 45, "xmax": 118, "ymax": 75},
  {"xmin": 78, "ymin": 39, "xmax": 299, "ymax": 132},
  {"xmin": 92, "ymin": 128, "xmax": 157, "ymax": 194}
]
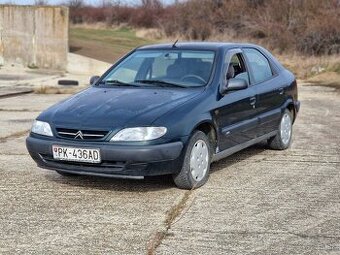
[{"xmin": 249, "ymin": 96, "xmax": 256, "ymax": 108}]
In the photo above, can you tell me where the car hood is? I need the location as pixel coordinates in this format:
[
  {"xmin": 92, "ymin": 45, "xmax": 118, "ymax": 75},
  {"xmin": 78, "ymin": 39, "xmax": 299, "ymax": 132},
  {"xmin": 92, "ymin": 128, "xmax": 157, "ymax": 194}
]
[{"xmin": 39, "ymin": 86, "xmax": 203, "ymax": 130}]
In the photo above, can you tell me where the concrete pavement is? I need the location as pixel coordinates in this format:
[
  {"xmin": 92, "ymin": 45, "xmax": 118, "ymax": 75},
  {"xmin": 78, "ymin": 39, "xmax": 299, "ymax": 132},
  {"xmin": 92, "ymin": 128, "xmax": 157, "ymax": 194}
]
[{"xmin": 0, "ymin": 84, "xmax": 339, "ymax": 254}]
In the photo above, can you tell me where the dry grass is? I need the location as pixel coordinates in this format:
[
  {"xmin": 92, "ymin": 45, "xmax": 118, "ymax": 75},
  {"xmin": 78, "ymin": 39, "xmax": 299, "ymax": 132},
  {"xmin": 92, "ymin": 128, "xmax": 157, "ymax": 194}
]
[
  {"xmin": 276, "ymin": 54, "xmax": 340, "ymax": 80},
  {"xmin": 307, "ymin": 72, "xmax": 340, "ymax": 89},
  {"xmin": 0, "ymin": 108, "xmax": 32, "ymax": 112},
  {"xmin": 71, "ymin": 22, "xmax": 133, "ymax": 31},
  {"xmin": 34, "ymin": 85, "xmax": 82, "ymax": 95},
  {"xmin": 71, "ymin": 22, "xmax": 110, "ymax": 29},
  {"xmin": 278, "ymin": 54, "xmax": 340, "ymax": 88},
  {"xmin": 136, "ymin": 28, "xmax": 165, "ymax": 40}
]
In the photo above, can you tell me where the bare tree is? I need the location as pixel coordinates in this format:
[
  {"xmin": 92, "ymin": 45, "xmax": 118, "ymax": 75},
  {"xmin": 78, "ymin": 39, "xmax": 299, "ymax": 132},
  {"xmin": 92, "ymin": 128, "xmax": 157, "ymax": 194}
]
[
  {"xmin": 141, "ymin": 0, "xmax": 162, "ymax": 9},
  {"xmin": 34, "ymin": 0, "xmax": 48, "ymax": 5},
  {"xmin": 67, "ymin": 0, "xmax": 84, "ymax": 8}
]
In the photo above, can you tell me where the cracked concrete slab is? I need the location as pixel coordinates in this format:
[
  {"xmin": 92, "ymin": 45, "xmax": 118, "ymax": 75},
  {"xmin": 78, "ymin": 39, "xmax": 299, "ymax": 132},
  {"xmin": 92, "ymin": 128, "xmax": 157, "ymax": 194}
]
[
  {"xmin": 0, "ymin": 93, "xmax": 68, "ymax": 112},
  {"xmin": 157, "ymin": 84, "xmax": 340, "ymax": 255},
  {"xmin": 0, "ymin": 83, "xmax": 339, "ymax": 254},
  {"xmin": 0, "ymin": 94, "xmax": 71, "ymax": 139},
  {"xmin": 0, "ymin": 154, "xmax": 184, "ymax": 254}
]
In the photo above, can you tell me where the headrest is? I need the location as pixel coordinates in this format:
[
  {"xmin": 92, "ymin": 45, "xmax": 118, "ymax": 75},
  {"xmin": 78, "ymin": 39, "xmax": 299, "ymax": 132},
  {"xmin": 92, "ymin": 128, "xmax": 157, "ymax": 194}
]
[{"xmin": 227, "ymin": 64, "xmax": 235, "ymax": 79}]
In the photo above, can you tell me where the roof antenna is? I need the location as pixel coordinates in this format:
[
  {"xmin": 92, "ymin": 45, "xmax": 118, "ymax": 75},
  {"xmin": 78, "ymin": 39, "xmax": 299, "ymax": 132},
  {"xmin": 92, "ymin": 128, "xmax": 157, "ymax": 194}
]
[{"xmin": 172, "ymin": 39, "xmax": 179, "ymax": 48}]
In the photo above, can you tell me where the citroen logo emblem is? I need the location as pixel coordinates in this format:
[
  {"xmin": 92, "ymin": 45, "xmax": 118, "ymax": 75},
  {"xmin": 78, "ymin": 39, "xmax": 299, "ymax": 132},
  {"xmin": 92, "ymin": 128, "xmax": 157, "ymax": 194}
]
[{"xmin": 74, "ymin": 131, "xmax": 84, "ymax": 140}]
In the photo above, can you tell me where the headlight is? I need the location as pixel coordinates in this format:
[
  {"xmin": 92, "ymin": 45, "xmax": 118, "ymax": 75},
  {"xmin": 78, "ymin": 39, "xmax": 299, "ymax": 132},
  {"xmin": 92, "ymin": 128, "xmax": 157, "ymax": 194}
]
[
  {"xmin": 110, "ymin": 127, "xmax": 167, "ymax": 142},
  {"xmin": 31, "ymin": 120, "xmax": 53, "ymax": 137}
]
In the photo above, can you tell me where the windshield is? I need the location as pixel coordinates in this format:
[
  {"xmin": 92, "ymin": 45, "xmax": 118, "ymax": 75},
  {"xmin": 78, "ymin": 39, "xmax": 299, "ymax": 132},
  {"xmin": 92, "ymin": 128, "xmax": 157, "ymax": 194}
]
[{"xmin": 100, "ymin": 50, "xmax": 215, "ymax": 88}]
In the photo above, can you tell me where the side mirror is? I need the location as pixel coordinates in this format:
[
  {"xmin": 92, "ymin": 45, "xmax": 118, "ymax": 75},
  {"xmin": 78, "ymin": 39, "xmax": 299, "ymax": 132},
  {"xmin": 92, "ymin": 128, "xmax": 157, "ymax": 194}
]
[
  {"xmin": 221, "ymin": 78, "xmax": 248, "ymax": 95},
  {"xmin": 90, "ymin": 75, "xmax": 100, "ymax": 85}
]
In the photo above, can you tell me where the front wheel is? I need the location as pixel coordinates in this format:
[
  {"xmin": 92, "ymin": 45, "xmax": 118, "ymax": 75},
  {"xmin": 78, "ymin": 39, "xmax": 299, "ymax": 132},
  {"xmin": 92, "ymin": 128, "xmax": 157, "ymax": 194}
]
[
  {"xmin": 173, "ymin": 131, "xmax": 212, "ymax": 189},
  {"xmin": 268, "ymin": 109, "xmax": 293, "ymax": 150}
]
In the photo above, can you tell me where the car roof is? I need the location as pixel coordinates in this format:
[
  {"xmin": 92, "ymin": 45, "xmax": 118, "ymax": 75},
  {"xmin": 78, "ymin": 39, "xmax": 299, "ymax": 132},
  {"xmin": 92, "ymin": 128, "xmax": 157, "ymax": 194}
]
[{"xmin": 137, "ymin": 42, "xmax": 260, "ymax": 51}]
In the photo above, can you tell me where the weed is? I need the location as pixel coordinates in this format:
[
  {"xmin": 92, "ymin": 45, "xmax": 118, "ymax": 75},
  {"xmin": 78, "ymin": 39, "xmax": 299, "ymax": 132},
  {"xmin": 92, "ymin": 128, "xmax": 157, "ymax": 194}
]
[
  {"xmin": 147, "ymin": 190, "xmax": 193, "ymax": 255},
  {"xmin": 34, "ymin": 85, "xmax": 48, "ymax": 94}
]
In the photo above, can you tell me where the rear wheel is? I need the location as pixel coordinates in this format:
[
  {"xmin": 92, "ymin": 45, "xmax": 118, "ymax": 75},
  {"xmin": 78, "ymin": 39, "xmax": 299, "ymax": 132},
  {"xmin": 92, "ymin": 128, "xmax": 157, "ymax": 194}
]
[
  {"xmin": 268, "ymin": 109, "xmax": 293, "ymax": 150},
  {"xmin": 173, "ymin": 131, "xmax": 212, "ymax": 189}
]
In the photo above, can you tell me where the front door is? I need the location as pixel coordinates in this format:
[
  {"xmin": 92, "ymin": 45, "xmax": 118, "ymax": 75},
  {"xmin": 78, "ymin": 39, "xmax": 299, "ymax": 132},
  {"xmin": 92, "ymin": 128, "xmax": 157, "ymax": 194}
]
[{"xmin": 215, "ymin": 49, "xmax": 258, "ymax": 152}]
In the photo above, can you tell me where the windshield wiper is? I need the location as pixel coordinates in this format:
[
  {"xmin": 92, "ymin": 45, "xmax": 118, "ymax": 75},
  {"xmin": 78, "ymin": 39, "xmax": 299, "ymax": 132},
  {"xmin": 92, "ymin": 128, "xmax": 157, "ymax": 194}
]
[
  {"xmin": 100, "ymin": 80, "xmax": 139, "ymax": 87},
  {"xmin": 135, "ymin": 79, "xmax": 186, "ymax": 88}
]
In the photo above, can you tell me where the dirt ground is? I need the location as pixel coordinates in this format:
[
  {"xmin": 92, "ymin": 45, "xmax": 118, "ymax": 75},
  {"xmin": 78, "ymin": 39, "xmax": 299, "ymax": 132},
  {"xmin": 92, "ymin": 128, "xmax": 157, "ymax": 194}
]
[{"xmin": 0, "ymin": 83, "xmax": 339, "ymax": 254}]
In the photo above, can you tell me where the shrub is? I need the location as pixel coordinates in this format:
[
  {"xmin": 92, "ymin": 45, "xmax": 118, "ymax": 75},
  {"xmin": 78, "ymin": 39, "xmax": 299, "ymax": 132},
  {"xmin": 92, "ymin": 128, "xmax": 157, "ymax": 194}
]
[{"xmin": 68, "ymin": 0, "xmax": 340, "ymax": 55}]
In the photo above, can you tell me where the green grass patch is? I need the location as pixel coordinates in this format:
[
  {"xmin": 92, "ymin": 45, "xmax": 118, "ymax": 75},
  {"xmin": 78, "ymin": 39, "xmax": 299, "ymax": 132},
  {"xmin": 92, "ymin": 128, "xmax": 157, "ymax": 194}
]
[
  {"xmin": 69, "ymin": 27, "xmax": 156, "ymax": 62},
  {"xmin": 327, "ymin": 63, "xmax": 340, "ymax": 74}
]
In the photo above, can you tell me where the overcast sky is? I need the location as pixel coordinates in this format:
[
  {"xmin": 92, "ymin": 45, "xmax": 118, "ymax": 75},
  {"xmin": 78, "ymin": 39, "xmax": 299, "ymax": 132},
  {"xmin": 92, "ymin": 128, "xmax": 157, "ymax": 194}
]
[{"xmin": 0, "ymin": 0, "xmax": 176, "ymax": 5}]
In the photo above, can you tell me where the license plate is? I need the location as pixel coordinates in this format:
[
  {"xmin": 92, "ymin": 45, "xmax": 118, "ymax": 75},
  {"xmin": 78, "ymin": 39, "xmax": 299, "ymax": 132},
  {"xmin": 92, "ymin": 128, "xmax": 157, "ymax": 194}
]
[{"xmin": 52, "ymin": 145, "xmax": 101, "ymax": 163}]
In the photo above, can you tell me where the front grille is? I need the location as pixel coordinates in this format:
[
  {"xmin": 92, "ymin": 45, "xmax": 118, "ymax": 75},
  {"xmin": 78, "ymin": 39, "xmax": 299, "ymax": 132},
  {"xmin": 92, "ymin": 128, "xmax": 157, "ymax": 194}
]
[{"xmin": 56, "ymin": 128, "xmax": 109, "ymax": 141}]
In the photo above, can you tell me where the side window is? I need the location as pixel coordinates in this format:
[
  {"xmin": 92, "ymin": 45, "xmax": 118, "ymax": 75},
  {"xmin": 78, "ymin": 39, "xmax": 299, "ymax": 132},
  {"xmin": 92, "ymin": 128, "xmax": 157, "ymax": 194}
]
[
  {"xmin": 227, "ymin": 53, "xmax": 249, "ymax": 85},
  {"xmin": 243, "ymin": 48, "xmax": 273, "ymax": 84}
]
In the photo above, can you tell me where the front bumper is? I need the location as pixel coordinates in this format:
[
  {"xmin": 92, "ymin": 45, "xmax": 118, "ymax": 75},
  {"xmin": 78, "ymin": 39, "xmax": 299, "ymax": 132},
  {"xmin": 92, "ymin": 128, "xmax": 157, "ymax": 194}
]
[{"xmin": 26, "ymin": 135, "xmax": 184, "ymax": 178}]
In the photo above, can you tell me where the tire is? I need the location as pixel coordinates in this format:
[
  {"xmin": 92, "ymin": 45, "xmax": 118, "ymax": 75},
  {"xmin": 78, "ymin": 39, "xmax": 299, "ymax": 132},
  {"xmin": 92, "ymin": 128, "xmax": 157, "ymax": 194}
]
[
  {"xmin": 268, "ymin": 109, "xmax": 293, "ymax": 150},
  {"xmin": 56, "ymin": 170, "xmax": 78, "ymax": 177},
  {"xmin": 57, "ymin": 80, "xmax": 79, "ymax": 86},
  {"xmin": 173, "ymin": 131, "xmax": 212, "ymax": 189}
]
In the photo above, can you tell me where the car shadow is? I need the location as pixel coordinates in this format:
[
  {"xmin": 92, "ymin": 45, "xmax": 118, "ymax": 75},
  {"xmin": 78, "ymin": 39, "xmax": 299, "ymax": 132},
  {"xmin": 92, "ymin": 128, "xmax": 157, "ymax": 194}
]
[
  {"xmin": 210, "ymin": 141, "xmax": 268, "ymax": 174},
  {"xmin": 44, "ymin": 172, "xmax": 175, "ymax": 192},
  {"xmin": 44, "ymin": 142, "xmax": 268, "ymax": 192}
]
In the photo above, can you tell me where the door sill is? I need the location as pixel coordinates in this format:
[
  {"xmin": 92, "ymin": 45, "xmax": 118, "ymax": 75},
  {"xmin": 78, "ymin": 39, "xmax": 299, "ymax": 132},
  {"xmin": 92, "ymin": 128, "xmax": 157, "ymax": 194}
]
[{"xmin": 212, "ymin": 131, "xmax": 277, "ymax": 162}]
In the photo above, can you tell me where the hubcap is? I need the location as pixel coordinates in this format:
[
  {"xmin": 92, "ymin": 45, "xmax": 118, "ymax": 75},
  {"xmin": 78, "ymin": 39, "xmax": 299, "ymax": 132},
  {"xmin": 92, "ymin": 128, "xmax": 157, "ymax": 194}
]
[
  {"xmin": 280, "ymin": 113, "xmax": 292, "ymax": 145},
  {"xmin": 190, "ymin": 140, "xmax": 209, "ymax": 182}
]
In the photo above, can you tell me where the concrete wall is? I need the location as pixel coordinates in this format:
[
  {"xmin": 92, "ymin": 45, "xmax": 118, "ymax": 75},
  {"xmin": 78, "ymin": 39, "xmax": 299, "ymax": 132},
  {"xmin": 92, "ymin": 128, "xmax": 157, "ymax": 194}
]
[
  {"xmin": 67, "ymin": 53, "xmax": 111, "ymax": 76},
  {"xmin": 0, "ymin": 5, "xmax": 68, "ymax": 70}
]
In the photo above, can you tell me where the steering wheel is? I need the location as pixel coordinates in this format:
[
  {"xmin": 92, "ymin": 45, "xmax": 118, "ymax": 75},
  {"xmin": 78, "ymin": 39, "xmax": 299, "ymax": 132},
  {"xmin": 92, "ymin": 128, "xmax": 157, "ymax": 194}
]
[{"xmin": 180, "ymin": 74, "xmax": 206, "ymax": 84}]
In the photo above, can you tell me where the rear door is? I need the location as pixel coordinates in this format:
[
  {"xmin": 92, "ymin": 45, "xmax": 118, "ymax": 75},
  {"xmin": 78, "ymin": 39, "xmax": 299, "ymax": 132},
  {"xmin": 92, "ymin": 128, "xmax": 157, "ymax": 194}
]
[
  {"xmin": 243, "ymin": 48, "xmax": 285, "ymax": 136},
  {"xmin": 215, "ymin": 49, "xmax": 258, "ymax": 152}
]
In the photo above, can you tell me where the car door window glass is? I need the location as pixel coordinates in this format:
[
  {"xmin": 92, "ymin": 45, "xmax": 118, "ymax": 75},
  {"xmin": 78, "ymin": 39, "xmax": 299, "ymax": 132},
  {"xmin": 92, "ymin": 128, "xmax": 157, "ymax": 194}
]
[
  {"xmin": 227, "ymin": 53, "xmax": 250, "ymax": 85},
  {"xmin": 244, "ymin": 48, "xmax": 273, "ymax": 84}
]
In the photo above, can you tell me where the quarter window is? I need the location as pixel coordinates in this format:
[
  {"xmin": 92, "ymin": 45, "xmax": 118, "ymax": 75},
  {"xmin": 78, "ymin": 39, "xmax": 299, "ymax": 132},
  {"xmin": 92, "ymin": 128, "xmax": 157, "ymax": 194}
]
[{"xmin": 244, "ymin": 48, "xmax": 273, "ymax": 84}]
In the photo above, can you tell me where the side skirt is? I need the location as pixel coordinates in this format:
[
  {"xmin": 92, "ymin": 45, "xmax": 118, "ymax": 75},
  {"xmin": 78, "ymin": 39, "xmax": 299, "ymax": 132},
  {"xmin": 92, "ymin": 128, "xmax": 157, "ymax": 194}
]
[{"xmin": 212, "ymin": 131, "xmax": 277, "ymax": 162}]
